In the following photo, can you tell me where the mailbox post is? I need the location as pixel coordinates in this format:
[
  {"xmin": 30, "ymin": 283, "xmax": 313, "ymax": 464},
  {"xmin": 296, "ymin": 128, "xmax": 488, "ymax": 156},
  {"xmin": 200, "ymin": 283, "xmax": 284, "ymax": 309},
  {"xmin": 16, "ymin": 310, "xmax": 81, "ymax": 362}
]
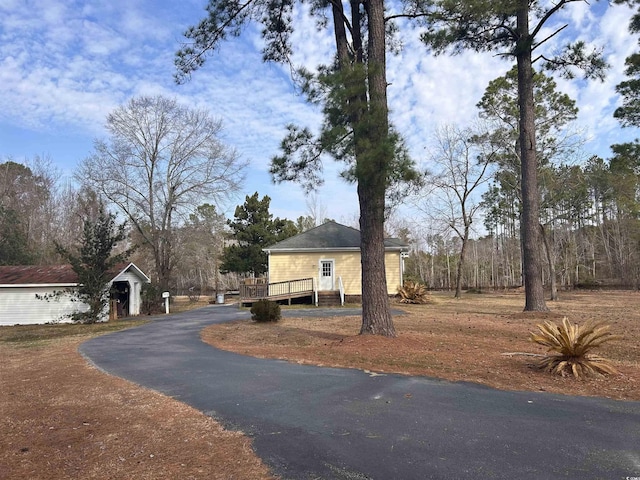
[{"xmin": 162, "ymin": 291, "xmax": 170, "ymax": 314}]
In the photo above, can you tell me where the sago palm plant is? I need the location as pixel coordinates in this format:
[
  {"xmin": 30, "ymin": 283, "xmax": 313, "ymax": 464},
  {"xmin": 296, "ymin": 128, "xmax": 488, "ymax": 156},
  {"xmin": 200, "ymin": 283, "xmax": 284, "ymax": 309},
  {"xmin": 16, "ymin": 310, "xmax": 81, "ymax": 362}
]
[
  {"xmin": 397, "ymin": 281, "xmax": 431, "ymax": 304},
  {"xmin": 530, "ymin": 317, "xmax": 619, "ymax": 379}
]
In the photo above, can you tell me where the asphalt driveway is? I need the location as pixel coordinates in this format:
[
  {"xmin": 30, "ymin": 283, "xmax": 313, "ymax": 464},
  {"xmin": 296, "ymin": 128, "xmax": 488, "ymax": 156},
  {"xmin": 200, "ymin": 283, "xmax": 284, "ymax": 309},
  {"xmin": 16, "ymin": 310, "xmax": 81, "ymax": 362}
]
[{"xmin": 80, "ymin": 305, "xmax": 640, "ymax": 479}]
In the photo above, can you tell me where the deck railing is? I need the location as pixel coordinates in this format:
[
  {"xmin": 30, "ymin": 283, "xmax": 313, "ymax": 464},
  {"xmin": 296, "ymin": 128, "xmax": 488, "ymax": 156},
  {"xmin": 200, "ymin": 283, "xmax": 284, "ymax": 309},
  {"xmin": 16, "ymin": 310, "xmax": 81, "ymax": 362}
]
[
  {"xmin": 239, "ymin": 277, "xmax": 314, "ymax": 306},
  {"xmin": 268, "ymin": 277, "xmax": 314, "ymax": 297}
]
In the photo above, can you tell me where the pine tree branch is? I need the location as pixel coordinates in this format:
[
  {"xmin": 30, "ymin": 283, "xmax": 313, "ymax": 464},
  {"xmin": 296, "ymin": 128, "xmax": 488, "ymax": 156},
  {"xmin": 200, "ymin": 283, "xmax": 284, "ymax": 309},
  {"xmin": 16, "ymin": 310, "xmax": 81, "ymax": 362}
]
[{"xmin": 532, "ymin": 24, "xmax": 568, "ymax": 53}]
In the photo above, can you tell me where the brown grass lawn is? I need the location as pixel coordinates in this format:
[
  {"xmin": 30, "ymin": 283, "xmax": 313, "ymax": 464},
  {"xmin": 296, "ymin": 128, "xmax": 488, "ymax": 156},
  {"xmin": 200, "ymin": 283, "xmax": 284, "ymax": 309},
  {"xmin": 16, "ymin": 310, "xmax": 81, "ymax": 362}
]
[
  {"xmin": 0, "ymin": 318, "xmax": 274, "ymax": 480},
  {"xmin": 2, "ymin": 290, "xmax": 638, "ymax": 479},
  {"xmin": 202, "ymin": 290, "xmax": 640, "ymax": 401}
]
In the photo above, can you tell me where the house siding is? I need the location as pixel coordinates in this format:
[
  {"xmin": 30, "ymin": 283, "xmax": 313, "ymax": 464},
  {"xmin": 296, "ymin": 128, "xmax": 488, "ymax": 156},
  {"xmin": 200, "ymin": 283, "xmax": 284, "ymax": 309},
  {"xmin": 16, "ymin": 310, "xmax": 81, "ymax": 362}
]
[
  {"xmin": 0, "ymin": 286, "xmax": 89, "ymax": 326},
  {"xmin": 267, "ymin": 250, "xmax": 403, "ymax": 296},
  {"xmin": 384, "ymin": 251, "xmax": 403, "ymax": 295}
]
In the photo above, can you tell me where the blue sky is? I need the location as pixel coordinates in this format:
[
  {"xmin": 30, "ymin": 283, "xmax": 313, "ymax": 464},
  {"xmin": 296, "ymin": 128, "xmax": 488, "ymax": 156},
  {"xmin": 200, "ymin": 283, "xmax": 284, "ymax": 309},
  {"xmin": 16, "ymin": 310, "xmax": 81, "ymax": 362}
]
[{"xmin": 1, "ymin": 0, "xmax": 638, "ymax": 226}]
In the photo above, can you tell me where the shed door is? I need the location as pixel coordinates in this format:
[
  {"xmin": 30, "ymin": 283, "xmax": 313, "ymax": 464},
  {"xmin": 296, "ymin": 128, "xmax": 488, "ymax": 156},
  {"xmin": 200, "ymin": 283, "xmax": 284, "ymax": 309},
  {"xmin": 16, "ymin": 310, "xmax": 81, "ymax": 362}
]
[{"xmin": 319, "ymin": 260, "xmax": 334, "ymax": 291}]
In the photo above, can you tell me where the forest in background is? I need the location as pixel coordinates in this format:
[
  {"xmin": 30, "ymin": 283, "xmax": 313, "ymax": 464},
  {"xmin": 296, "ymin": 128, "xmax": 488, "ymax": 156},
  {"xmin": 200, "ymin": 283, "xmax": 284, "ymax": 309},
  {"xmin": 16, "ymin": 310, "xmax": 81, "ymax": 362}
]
[{"xmin": 2, "ymin": 147, "xmax": 639, "ymax": 297}]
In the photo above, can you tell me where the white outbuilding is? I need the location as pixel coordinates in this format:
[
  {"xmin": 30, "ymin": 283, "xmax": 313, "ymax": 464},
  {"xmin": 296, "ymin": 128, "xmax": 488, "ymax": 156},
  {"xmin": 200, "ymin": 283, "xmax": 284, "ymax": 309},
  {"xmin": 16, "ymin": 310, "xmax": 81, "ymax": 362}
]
[{"xmin": 0, "ymin": 263, "xmax": 150, "ymax": 326}]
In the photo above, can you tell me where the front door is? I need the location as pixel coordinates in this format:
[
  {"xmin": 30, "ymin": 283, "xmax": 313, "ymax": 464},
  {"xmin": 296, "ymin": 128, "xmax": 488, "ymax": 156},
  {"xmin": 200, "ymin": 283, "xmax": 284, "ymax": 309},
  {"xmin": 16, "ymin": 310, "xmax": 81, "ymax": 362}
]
[{"xmin": 319, "ymin": 260, "xmax": 334, "ymax": 291}]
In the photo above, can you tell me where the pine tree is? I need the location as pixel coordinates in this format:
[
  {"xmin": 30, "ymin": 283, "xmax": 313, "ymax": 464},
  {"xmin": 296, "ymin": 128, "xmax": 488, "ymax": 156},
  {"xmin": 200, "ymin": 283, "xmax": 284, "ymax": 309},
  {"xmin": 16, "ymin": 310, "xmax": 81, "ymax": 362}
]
[
  {"xmin": 417, "ymin": 0, "xmax": 608, "ymax": 311},
  {"xmin": 57, "ymin": 205, "xmax": 132, "ymax": 323},
  {"xmin": 220, "ymin": 193, "xmax": 298, "ymax": 277},
  {"xmin": 175, "ymin": 1, "xmax": 421, "ymax": 336}
]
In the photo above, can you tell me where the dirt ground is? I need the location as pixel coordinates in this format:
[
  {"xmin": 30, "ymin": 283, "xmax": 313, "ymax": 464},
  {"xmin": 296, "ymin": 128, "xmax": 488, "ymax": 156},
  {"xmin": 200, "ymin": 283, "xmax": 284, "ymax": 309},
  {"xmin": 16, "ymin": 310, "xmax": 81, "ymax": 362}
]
[
  {"xmin": 1, "ymin": 332, "xmax": 274, "ymax": 480},
  {"xmin": 202, "ymin": 290, "xmax": 640, "ymax": 401},
  {"xmin": 2, "ymin": 291, "xmax": 638, "ymax": 480}
]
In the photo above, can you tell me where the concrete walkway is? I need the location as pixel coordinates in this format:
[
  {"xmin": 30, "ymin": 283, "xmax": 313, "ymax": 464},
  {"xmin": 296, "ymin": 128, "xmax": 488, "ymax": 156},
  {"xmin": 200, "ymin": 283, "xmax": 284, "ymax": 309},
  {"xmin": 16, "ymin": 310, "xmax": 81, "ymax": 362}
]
[{"xmin": 80, "ymin": 305, "xmax": 640, "ymax": 479}]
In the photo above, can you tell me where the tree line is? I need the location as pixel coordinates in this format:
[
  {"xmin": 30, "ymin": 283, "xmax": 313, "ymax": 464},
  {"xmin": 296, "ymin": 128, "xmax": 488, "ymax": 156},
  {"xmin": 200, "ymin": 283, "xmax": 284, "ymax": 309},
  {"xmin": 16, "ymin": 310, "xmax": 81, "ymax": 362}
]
[
  {"xmin": 402, "ymin": 59, "xmax": 640, "ymax": 295},
  {"xmin": 3, "ymin": 1, "xmax": 640, "ymax": 336},
  {"xmin": 0, "ymin": 153, "xmax": 319, "ymax": 297}
]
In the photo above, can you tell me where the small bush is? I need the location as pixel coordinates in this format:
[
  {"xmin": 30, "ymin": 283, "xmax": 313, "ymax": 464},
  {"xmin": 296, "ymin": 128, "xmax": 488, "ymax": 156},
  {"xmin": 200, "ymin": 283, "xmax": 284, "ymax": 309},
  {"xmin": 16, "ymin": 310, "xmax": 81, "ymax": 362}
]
[
  {"xmin": 141, "ymin": 283, "xmax": 164, "ymax": 315},
  {"xmin": 466, "ymin": 287, "xmax": 483, "ymax": 294},
  {"xmin": 530, "ymin": 317, "xmax": 620, "ymax": 378},
  {"xmin": 397, "ymin": 281, "xmax": 431, "ymax": 304},
  {"xmin": 250, "ymin": 299, "xmax": 281, "ymax": 323},
  {"xmin": 187, "ymin": 286, "xmax": 201, "ymax": 303}
]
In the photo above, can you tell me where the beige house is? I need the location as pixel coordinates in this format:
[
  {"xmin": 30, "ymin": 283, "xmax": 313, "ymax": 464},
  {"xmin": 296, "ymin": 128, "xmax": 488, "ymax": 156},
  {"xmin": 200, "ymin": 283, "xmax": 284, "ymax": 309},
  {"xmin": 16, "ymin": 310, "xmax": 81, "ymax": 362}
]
[{"xmin": 263, "ymin": 221, "xmax": 409, "ymax": 302}]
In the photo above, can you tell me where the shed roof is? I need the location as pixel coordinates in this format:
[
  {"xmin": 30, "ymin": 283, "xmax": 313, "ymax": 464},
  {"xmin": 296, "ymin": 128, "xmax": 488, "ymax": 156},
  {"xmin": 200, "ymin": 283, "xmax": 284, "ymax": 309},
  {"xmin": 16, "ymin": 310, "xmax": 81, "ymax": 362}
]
[
  {"xmin": 0, "ymin": 265, "xmax": 77, "ymax": 285},
  {"xmin": 264, "ymin": 221, "xmax": 409, "ymax": 252},
  {"xmin": 0, "ymin": 262, "xmax": 150, "ymax": 286}
]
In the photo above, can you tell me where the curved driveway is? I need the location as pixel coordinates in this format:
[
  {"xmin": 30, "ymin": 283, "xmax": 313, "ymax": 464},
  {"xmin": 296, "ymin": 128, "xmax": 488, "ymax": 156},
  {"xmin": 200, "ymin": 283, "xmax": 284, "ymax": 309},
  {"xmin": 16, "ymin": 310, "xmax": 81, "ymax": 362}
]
[{"xmin": 80, "ymin": 305, "xmax": 640, "ymax": 479}]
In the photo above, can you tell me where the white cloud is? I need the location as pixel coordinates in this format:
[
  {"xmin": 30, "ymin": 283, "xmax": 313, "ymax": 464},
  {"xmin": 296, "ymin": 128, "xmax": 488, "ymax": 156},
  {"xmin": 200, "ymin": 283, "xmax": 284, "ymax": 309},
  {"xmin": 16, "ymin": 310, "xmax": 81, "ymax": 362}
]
[
  {"xmin": 558, "ymin": 3, "xmax": 640, "ymax": 158},
  {"xmin": 1, "ymin": 0, "xmax": 638, "ymax": 224},
  {"xmin": 387, "ymin": 31, "xmax": 510, "ymax": 158}
]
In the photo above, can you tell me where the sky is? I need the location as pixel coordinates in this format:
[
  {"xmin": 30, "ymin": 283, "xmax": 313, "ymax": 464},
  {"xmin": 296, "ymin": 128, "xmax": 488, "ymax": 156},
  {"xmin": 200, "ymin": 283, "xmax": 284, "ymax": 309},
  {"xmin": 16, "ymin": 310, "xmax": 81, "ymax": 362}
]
[{"xmin": 1, "ymin": 0, "xmax": 638, "ymax": 228}]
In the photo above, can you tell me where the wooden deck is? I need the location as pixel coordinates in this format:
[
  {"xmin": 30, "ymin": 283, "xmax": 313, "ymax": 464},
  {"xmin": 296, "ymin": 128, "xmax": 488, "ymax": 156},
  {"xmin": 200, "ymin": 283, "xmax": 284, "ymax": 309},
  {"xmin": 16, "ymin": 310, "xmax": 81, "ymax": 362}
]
[{"xmin": 239, "ymin": 278, "xmax": 315, "ymax": 307}]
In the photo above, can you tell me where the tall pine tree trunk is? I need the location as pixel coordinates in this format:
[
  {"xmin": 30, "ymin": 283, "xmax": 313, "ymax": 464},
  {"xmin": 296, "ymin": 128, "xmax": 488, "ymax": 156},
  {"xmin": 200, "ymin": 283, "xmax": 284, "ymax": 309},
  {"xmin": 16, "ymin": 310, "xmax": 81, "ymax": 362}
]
[
  {"xmin": 358, "ymin": 0, "xmax": 395, "ymax": 336},
  {"xmin": 516, "ymin": 1, "xmax": 548, "ymax": 312},
  {"xmin": 359, "ymin": 183, "xmax": 394, "ymax": 336},
  {"xmin": 329, "ymin": 0, "xmax": 395, "ymax": 336}
]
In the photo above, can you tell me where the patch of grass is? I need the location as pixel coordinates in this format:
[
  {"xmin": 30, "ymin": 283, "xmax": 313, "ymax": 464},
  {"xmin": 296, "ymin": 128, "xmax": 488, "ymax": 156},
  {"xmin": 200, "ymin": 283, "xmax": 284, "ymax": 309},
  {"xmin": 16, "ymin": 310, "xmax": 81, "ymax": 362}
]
[
  {"xmin": 0, "ymin": 318, "xmax": 149, "ymax": 345},
  {"xmin": 170, "ymin": 296, "xmax": 213, "ymax": 313}
]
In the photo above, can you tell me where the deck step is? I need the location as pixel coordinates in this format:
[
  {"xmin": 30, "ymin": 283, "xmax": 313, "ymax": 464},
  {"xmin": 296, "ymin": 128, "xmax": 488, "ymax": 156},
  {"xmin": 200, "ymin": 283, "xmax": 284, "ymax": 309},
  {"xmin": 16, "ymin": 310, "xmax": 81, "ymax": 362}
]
[{"xmin": 317, "ymin": 291, "xmax": 341, "ymax": 307}]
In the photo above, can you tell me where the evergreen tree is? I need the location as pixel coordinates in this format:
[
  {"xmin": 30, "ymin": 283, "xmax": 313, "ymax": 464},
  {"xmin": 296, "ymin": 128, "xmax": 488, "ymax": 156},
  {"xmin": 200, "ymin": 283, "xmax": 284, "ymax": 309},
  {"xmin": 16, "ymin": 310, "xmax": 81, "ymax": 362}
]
[
  {"xmin": 476, "ymin": 66, "xmax": 580, "ymax": 300},
  {"xmin": 57, "ymin": 205, "xmax": 132, "ymax": 324},
  {"xmin": 417, "ymin": 0, "xmax": 608, "ymax": 311},
  {"xmin": 0, "ymin": 160, "xmax": 53, "ymax": 263},
  {"xmin": 221, "ymin": 193, "xmax": 298, "ymax": 276},
  {"xmin": 615, "ymin": 53, "xmax": 640, "ymax": 127},
  {"xmin": 611, "ymin": 6, "xmax": 640, "ymax": 284},
  {"xmin": 175, "ymin": 1, "xmax": 422, "ymax": 337},
  {"xmin": 0, "ymin": 206, "xmax": 33, "ymax": 265}
]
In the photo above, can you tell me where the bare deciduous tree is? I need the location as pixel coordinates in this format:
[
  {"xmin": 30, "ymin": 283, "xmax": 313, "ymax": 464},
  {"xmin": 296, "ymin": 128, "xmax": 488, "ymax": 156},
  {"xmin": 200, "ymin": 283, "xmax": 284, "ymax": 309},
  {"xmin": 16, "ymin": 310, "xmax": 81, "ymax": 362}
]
[
  {"xmin": 418, "ymin": 125, "xmax": 493, "ymax": 298},
  {"xmin": 78, "ymin": 95, "xmax": 246, "ymax": 291}
]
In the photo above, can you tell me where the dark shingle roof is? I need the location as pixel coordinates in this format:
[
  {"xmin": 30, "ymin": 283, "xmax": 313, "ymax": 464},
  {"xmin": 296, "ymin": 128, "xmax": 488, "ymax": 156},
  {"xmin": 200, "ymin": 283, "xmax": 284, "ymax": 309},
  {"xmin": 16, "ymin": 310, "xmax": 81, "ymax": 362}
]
[
  {"xmin": 265, "ymin": 221, "xmax": 408, "ymax": 251},
  {"xmin": 0, "ymin": 263, "xmax": 149, "ymax": 286},
  {"xmin": 0, "ymin": 265, "xmax": 78, "ymax": 285}
]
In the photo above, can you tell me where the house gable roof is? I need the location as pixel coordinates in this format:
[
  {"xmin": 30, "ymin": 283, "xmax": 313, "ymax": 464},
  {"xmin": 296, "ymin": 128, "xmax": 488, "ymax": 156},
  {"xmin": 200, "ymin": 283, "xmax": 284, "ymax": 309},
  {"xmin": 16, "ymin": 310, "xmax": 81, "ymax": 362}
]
[
  {"xmin": 0, "ymin": 263, "xmax": 150, "ymax": 286},
  {"xmin": 111, "ymin": 262, "xmax": 151, "ymax": 284},
  {"xmin": 264, "ymin": 221, "xmax": 409, "ymax": 252}
]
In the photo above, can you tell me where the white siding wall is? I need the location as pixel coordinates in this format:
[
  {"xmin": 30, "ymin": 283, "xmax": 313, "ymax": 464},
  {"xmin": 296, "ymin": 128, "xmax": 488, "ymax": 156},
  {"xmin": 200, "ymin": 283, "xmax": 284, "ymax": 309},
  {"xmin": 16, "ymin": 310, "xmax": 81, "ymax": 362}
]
[{"xmin": 0, "ymin": 286, "xmax": 89, "ymax": 326}]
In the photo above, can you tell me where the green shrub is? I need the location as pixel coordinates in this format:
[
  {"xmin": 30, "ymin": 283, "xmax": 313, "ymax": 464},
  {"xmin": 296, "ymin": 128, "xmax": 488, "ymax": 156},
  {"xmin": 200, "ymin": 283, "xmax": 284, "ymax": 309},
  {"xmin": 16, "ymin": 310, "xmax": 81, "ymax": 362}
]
[
  {"xmin": 250, "ymin": 299, "xmax": 281, "ymax": 322},
  {"xmin": 141, "ymin": 283, "xmax": 164, "ymax": 315}
]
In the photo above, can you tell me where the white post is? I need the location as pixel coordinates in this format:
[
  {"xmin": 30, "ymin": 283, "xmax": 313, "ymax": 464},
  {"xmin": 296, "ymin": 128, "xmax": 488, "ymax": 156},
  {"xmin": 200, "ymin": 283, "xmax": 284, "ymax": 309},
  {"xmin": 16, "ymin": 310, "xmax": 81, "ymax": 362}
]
[{"xmin": 162, "ymin": 291, "xmax": 170, "ymax": 314}]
